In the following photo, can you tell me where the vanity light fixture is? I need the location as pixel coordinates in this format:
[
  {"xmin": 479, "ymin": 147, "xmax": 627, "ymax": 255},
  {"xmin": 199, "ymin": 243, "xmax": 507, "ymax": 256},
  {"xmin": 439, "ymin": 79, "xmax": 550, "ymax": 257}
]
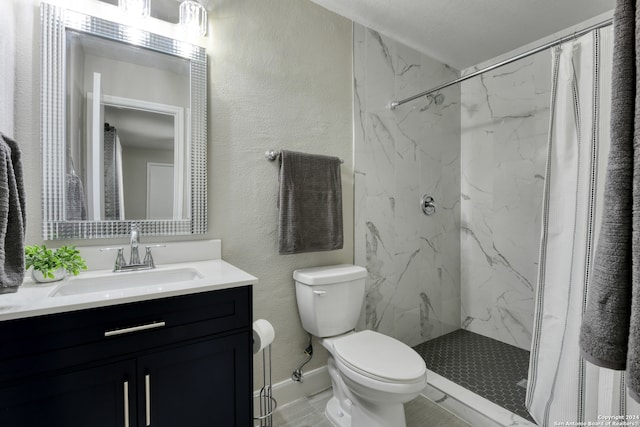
[
  {"xmin": 179, "ymin": 0, "xmax": 207, "ymax": 36},
  {"xmin": 118, "ymin": 0, "xmax": 150, "ymax": 19}
]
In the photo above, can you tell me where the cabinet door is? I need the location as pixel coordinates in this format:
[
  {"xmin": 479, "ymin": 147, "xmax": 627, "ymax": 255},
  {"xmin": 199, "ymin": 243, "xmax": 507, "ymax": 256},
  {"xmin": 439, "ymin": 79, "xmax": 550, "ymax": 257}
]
[
  {"xmin": 139, "ymin": 332, "xmax": 252, "ymax": 427},
  {"xmin": 0, "ymin": 360, "xmax": 136, "ymax": 427}
]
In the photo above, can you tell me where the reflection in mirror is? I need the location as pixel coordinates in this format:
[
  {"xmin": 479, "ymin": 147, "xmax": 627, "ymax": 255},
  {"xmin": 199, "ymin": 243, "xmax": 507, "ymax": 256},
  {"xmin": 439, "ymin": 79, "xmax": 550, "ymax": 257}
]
[
  {"xmin": 66, "ymin": 30, "xmax": 190, "ymax": 222},
  {"xmin": 103, "ymin": 107, "xmax": 185, "ymax": 221},
  {"xmin": 41, "ymin": 4, "xmax": 207, "ymax": 239}
]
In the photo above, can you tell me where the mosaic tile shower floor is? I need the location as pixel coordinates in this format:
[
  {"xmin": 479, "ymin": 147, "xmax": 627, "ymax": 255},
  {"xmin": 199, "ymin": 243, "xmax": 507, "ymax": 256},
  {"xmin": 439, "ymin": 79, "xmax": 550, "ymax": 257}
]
[{"xmin": 413, "ymin": 329, "xmax": 534, "ymax": 422}]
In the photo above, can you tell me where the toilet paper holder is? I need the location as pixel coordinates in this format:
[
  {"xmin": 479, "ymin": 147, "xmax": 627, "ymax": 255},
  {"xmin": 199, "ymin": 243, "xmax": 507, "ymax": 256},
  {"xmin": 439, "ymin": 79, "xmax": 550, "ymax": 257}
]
[{"xmin": 253, "ymin": 320, "xmax": 277, "ymax": 427}]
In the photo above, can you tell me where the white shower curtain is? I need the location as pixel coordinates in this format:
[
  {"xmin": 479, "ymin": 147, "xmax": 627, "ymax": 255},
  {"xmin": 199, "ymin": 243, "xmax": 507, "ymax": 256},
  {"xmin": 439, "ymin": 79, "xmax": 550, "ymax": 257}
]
[{"xmin": 526, "ymin": 27, "xmax": 640, "ymax": 425}]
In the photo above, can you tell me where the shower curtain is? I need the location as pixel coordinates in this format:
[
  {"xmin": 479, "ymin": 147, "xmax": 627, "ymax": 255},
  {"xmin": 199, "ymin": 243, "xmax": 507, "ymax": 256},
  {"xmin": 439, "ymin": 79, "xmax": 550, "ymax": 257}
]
[
  {"xmin": 103, "ymin": 124, "xmax": 125, "ymax": 220},
  {"xmin": 526, "ymin": 27, "xmax": 640, "ymax": 425}
]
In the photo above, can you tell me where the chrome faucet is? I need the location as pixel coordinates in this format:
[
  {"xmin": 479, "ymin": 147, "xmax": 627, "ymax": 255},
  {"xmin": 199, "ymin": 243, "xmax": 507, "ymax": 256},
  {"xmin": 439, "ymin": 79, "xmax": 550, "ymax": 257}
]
[
  {"xmin": 100, "ymin": 226, "xmax": 165, "ymax": 272},
  {"xmin": 129, "ymin": 225, "xmax": 141, "ymax": 265}
]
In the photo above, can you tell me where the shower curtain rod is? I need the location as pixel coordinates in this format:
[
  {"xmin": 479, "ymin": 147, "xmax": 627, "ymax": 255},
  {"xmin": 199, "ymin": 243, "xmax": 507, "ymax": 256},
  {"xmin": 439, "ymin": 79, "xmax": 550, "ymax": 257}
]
[{"xmin": 389, "ymin": 18, "xmax": 614, "ymax": 110}]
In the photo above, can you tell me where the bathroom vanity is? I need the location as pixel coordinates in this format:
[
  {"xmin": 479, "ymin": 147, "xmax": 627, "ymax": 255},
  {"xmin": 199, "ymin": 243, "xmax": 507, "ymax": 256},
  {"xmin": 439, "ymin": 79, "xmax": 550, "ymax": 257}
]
[
  {"xmin": 1, "ymin": 3, "xmax": 257, "ymax": 423},
  {"xmin": 0, "ymin": 248, "xmax": 256, "ymax": 427},
  {"xmin": 9, "ymin": 2, "xmax": 258, "ymax": 423}
]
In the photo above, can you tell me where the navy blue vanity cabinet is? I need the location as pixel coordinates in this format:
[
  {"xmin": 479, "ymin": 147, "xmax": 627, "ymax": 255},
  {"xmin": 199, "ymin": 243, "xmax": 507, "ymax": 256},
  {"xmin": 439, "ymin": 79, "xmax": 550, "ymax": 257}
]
[
  {"xmin": 0, "ymin": 285, "xmax": 253, "ymax": 427},
  {"xmin": 138, "ymin": 333, "xmax": 249, "ymax": 427},
  {"xmin": 0, "ymin": 359, "xmax": 138, "ymax": 427}
]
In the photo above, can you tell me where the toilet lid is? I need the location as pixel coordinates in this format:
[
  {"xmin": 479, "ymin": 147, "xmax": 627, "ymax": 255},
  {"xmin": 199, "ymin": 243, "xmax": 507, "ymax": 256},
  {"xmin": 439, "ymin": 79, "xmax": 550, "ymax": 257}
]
[{"xmin": 333, "ymin": 330, "xmax": 426, "ymax": 382}]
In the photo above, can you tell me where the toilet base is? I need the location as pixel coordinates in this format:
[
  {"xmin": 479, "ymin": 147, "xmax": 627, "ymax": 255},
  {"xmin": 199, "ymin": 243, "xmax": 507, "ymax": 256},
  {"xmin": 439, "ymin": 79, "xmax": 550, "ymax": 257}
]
[
  {"xmin": 323, "ymin": 352, "xmax": 413, "ymax": 427},
  {"xmin": 325, "ymin": 365, "xmax": 409, "ymax": 426},
  {"xmin": 325, "ymin": 393, "xmax": 408, "ymax": 427},
  {"xmin": 325, "ymin": 396, "xmax": 351, "ymax": 427}
]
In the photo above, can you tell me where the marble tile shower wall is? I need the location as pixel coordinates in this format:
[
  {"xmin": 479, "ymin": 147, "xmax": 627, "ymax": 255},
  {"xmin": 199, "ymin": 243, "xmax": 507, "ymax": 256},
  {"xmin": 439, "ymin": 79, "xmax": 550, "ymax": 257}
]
[
  {"xmin": 353, "ymin": 23, "xmax": 462, "ymax": 347},
  {"xmin": 459, "ymin": 52, "xmax": 551, "ymax": 350}
]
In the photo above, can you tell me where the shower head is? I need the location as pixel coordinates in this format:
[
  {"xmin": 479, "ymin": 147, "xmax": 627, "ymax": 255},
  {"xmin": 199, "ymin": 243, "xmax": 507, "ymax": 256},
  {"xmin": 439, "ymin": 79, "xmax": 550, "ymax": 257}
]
[
  {"xmin": 426, "ymin": 93, "xmax": 445, "ymax": 105},
  {"xmin": 420, "ymin": 93, "xmax": 445, "ymax": 112}
]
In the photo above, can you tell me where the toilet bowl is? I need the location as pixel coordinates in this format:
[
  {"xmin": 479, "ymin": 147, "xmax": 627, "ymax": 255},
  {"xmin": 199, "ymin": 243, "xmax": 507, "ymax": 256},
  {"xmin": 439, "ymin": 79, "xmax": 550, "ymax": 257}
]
[
  {"xmin": 293, "ymin": 265, "xmax": 427, "ymax": 427},
  {"xmin": 331, "ymin": 330, "xmax": 427, "ymax": 397}
]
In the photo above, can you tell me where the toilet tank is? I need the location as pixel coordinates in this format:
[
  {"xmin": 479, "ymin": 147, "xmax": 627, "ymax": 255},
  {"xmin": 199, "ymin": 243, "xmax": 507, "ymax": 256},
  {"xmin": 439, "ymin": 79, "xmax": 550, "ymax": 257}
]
[{"xmin": 293, "ymin": 264, "xmax": 367, "ymax": 337}]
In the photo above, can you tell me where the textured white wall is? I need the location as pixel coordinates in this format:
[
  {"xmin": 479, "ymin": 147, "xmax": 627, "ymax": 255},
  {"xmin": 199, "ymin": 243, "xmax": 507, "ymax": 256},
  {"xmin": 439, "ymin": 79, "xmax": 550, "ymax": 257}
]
[
  {"xmin": 207, "ymin": 0, "xmax": 353, "ymax": 385},
  {"xmin": 12, "ymin": 0, "xmax": 353, "ymax": 389}
]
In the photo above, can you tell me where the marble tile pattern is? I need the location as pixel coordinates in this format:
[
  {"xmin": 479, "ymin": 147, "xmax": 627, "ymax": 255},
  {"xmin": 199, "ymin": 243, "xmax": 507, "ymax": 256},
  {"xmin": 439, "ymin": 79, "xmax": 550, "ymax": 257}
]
[
  {"xmin": 353, "ymin": 23, "xmax": 462, "ymax": 346},
  {"xmin": 459, "ymin": 52, "xmax": 551, "ymax": 349}
]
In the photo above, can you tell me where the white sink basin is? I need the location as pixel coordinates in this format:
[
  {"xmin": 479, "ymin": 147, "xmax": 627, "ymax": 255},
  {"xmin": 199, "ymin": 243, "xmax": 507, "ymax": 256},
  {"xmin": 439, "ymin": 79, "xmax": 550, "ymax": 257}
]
[{"xmin": 50, "ymin": 268, "xmax": 203, "ymax": 297}]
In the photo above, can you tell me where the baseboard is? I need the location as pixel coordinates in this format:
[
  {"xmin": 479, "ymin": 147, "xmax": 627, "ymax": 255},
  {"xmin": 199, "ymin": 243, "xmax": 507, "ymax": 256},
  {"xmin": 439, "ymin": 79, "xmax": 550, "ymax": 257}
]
[{"xmin": 253, "ymin": 365, "xmax": 331, "ymax": 410}]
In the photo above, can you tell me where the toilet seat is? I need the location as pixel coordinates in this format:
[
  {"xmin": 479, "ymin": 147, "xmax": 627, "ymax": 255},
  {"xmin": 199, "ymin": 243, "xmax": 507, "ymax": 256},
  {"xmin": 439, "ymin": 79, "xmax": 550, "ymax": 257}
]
[{"xmin": 332, "ymin": 330, "xmax": 426, "ymax": 383}]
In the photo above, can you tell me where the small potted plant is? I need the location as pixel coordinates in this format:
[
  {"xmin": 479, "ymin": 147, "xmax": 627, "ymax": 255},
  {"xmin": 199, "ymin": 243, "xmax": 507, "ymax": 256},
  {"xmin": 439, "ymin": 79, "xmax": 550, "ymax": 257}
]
[{"xmin": 25, "ymin": 245, "xmax": 87, "ymax": 283}]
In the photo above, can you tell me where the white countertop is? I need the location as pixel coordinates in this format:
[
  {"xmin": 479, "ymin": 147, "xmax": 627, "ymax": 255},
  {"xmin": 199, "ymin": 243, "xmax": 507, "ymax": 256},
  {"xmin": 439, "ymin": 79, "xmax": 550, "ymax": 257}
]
[{"xmin": 0, "ymin": 259, "xmax": 258, "ymax": 322}]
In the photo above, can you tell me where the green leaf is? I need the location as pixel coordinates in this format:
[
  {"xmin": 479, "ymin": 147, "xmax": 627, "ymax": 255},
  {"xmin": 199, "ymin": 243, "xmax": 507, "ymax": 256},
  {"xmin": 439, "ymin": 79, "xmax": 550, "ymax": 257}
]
[{"xmin": 24, "ymin": 244, "xmax": 87, "ymax": 278}]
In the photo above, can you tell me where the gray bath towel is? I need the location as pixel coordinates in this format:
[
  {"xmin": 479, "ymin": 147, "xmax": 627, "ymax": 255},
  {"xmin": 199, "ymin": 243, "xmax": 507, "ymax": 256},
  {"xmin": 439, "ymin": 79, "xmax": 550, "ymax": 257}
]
[
  {"xmin": 0, "ymin": 133, "xmax": 26, "ymax": 294},
  {"xmin": 278, "ymin": 150, "xmax": 343, "ymax": 254},
  {"xmin": 579, "ymin": 0, "xmax": 640, "ymax": 402}
]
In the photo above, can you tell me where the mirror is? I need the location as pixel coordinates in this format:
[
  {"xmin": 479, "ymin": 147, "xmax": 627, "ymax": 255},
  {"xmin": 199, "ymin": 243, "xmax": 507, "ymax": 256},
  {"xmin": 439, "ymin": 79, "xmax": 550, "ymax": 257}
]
[{"xmin": 41, "ymin": 3, "xmax": 207, "ymax": 239}]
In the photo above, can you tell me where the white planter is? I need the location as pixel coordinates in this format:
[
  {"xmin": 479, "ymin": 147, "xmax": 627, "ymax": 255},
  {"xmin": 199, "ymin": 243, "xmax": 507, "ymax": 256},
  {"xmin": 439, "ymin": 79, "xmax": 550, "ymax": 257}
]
[{"xmin": 31, "ymin": 268, "xmax": 67, "ymax": 283}]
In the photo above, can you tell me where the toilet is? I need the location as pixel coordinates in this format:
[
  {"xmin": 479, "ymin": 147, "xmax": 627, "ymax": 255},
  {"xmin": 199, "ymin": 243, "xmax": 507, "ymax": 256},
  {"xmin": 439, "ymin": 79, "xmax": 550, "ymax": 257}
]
[{"xmin": 293, "ymin": 264, "xmax": 427, "ymax": 427}]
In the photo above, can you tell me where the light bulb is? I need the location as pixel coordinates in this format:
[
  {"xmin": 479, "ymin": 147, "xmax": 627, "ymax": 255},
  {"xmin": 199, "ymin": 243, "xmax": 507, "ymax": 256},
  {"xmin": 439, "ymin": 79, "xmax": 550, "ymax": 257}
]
[
  {"xmin": 180, "ymin": 0, "xmax": 207, "ymax": 37},
  {"xmin": 119, "ymin": 0, "xmax": 150, "ymax": 19}
]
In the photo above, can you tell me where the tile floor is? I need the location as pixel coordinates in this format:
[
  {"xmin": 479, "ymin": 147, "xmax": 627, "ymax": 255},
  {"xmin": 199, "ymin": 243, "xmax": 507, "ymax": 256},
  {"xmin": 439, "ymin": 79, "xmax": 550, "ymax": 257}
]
[{"xmin": 270, "ymin": 388, "xmax": 470, "ymax": 427}]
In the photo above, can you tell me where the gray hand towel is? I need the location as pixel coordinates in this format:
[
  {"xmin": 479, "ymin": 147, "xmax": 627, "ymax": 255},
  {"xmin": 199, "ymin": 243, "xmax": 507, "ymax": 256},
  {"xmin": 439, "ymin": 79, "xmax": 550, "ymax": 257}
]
[
  {"xmin": 65, "ymin": 171, "xmax": 87, "ymax": 221},
  {"xmin": 278, "ymin": 150, "xmax": 343, "ymax": 255},
  {"xmin": 0, "ymin": 133, "xmax": 26, "ymax": 294},
  {"xmin": 579, "ymin": 0, "xmax": 640, "ymax": 402}
]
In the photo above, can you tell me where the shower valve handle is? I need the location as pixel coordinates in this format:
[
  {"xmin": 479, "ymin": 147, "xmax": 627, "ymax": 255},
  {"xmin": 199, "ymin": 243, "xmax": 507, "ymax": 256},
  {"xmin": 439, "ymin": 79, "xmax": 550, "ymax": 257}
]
[{"xmin": 421, "ymin": 195, "xmax": 436, "ymax": 216}]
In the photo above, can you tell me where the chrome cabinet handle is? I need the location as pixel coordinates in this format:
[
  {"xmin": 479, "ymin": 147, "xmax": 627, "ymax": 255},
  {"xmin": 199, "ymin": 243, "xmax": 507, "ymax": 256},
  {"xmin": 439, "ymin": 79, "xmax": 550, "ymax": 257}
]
[
  {"xmin": 145, "ymin": 374, "xmax": 151, "ymax": 426},
  {"xmin": 104, "ymin": 321, "xmax": 166, "ymax": 337},
  {"xmin": 123, "ymin": 380, "xmax": 130, "ymax": 427}
]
